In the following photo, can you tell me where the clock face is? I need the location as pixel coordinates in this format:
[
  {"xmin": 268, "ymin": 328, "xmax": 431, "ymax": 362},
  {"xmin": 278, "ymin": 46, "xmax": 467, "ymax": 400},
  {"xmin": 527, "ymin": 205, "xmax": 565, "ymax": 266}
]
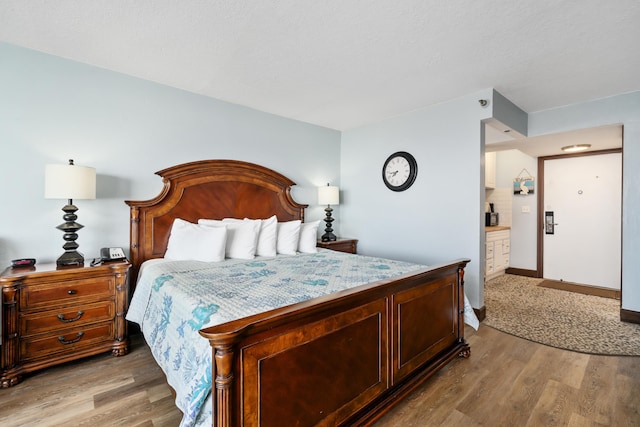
[{"xmin": 382, "ymin": 151, "xmax": 417, "ymax": 191}]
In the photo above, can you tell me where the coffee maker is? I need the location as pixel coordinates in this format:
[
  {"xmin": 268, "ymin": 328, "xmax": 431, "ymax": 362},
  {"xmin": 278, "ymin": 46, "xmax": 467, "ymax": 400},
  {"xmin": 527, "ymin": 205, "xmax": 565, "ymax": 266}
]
[{"xmin": 485, "ymin": 203, "xmax": 499, "ymax": 226}]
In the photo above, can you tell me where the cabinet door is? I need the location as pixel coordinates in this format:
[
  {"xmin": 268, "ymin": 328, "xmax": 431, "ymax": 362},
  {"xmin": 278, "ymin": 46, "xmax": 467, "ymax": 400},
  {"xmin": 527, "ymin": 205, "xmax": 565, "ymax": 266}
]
[
  {"xmin": 486, "ymin": 259, "xmax": 494, "ymax": 275},
  {"xmin": 502, "ymin": 239, "xmax": 510, "ymax": 254},
  {"xmin": 486, "ymin": 241, "xmax": 495, "ymax": 259},
  {"xmin": 485, "ymin": 152, "xmax": 496, "ymax": 189},
  {"xmin": 493, "ymin": 240, "xmax": 504, "ymax": 270},
  {"xmin": 501, "ymin": 238, "xmax": 510, "ymax": 269},
  {"xmin": 485, "ymin": 241, "xmax": 495, "ymax": 276}
]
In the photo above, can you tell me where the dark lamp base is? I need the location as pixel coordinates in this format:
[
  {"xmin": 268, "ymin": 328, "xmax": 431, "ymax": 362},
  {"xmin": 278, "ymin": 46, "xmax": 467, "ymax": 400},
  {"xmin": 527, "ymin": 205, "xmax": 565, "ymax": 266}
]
[
  {"xmin": 56, "ymin": 251, "xmax": 85, "ymax": 267},
  {"xmin": 54, "ymin": 200, "xmax": 86, "ymax": 267},
  {"xmin": 322, "ymin": 205, "xmax": 337, "ymax": 243},
  {"xmin": 321, "ymin": 233, "xmax": 337, "ymax": 242}
]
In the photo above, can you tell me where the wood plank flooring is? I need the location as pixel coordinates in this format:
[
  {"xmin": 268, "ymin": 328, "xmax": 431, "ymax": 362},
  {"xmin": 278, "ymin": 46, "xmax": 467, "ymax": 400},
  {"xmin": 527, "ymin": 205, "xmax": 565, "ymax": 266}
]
[{"xmin": 1, "ymin": 325, "xmax": 638, "ymax": 426}]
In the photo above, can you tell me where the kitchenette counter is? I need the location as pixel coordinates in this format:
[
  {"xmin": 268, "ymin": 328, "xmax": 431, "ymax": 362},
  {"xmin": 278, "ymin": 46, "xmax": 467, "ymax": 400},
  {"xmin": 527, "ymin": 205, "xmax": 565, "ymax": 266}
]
[{"xmin": 486, "ymin": 225, "xmax": 511, "ymax": 232}]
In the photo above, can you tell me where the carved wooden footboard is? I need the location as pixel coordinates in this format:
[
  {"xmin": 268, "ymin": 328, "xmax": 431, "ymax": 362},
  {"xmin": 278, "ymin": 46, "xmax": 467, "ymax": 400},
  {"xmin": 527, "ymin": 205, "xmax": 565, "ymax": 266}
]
[{"xmin": 200, "ymin": 258, "xmax": 470, "ymax": 427}]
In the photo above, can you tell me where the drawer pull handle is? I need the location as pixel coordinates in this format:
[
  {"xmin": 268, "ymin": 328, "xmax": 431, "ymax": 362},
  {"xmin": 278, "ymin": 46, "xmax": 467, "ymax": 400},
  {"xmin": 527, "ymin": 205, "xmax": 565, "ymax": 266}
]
[
  {"xmin": 67, "ymin": 290, "xmax": 77, "ymax": 295},
  {"xmin": 58, "ymin": 332, "xmax": 84, "ymax": 345},
  {"xmin": 57, "ymin": 311, "xmax": 84, "ymax": 323}
]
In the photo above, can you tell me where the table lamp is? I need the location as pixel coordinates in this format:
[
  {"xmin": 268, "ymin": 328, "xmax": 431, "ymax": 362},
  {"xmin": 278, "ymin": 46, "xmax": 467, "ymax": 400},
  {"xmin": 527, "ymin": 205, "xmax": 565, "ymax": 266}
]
[
  {"xmin": 318, "ymin": 183, "xmax": 340, "ymax": 242},
  {"xmin": 45, "ymin": 159, "xmax": 96, "ymax": 266}
]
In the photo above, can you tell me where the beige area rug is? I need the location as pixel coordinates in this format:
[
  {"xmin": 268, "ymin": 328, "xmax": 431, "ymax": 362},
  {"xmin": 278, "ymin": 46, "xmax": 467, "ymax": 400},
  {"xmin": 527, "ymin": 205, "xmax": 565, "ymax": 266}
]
[{"xmin": 484, "ymin": 274, "xmax": 640, "ymax": 356}]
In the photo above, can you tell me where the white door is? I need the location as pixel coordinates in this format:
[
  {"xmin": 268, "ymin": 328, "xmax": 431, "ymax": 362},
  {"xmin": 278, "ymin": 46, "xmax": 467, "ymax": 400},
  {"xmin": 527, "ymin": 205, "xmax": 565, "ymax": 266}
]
[{"xmin": 543, "ymin": 153, "xmax": 621, "ymax": 289}]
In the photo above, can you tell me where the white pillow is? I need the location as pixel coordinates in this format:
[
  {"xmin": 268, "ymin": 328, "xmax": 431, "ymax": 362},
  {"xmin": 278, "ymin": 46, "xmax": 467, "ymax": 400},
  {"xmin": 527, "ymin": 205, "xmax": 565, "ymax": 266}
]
[
  {"xmin": 298, "ymin": 220, "xmax": 321, "ymax": 253},
  {"xmin": 254, "ymin": 215, "xmax": 277, "ymax": 257},
  {"xmin": 198, "ymin": 218, "xmax": 261, "ymax": 259},
  {"xmin": 220, "ymin": 216, "xmax": 277, "ymax": 257},
  {"xmin": 164, "ymin": 218, "xmax": 227, "ymax": 262},
  {"xmin": 276, "ymin": 220, "xmax": 302, "ymax": 255},
  {"xmin": 222, "ymin": 217, "xmax": 272, "ymax": 257}
]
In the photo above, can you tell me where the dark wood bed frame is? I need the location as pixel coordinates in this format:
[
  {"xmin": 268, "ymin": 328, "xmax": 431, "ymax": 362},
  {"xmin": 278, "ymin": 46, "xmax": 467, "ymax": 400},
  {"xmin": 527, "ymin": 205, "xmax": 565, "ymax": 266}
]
[{"xmin": 126, "ymin": 159, "xmax": 470, "ymax": 427}]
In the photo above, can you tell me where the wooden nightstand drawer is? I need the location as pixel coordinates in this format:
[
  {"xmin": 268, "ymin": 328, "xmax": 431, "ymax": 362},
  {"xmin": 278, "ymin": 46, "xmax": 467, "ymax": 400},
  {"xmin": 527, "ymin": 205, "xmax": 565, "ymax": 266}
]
[
  {"xmin": 20, "ymin": 301, "xmax": 116, "ymax": 336},
  {"xmin": 20, "ymin": 322, "xmax": 114, "ymax": 362},
  {"xmin": 21, "ymin": 276, "xmax": 115, "ymax": 310}
]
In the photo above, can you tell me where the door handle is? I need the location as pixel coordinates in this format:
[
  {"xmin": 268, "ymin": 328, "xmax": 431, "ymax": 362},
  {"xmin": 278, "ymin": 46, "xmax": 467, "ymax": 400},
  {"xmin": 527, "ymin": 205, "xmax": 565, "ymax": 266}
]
[{"xmin": 545, "ymin": 211, "xmax": 556, "ymax": 234}]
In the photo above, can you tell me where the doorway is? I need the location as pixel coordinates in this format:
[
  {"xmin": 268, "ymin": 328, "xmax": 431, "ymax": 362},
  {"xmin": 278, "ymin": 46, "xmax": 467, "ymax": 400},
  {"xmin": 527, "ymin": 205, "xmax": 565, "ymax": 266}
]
[{"xmin": 538, "ymin": 150, "xmax": 622, "ymax": 290}]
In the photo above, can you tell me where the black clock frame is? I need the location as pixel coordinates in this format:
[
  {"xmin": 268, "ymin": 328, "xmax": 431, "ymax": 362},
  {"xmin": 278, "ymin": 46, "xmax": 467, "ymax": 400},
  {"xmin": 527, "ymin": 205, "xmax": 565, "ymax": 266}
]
[{"xmin": 382, "ymin": 151, "xmax": 418, "ymax": 192}]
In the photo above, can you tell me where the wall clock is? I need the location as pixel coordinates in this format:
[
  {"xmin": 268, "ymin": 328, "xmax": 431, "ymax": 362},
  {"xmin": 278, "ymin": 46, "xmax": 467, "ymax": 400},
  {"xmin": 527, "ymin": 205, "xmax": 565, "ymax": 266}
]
[{"xmin": 382, "ymin": 151, "xmax": 418, "ymax": 191}]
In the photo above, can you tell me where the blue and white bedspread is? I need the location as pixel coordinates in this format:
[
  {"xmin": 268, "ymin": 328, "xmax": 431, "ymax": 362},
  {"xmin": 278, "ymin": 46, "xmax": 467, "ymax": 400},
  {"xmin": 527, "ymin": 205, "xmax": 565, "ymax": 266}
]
[{"xmin": 126, "ymin": 250, "xmax": 477, "ymax": 426}]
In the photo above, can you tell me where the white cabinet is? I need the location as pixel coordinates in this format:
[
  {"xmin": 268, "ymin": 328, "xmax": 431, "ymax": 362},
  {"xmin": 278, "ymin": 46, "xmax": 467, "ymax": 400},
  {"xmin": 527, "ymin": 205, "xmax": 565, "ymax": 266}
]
[
  {"xmin": 486, "ymin": 229, "xmax": 510, "ymax": 280},
  {"xmin": 485, "ymin": 151, "xmax": 496, "ymax": 189}
]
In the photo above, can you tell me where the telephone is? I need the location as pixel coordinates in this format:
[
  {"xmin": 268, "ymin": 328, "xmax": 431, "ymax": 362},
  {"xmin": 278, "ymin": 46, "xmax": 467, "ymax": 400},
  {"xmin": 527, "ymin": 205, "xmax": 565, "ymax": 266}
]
[{"xmin": 100, "ymin": 247, "xmax": 126, "ymax": 261}]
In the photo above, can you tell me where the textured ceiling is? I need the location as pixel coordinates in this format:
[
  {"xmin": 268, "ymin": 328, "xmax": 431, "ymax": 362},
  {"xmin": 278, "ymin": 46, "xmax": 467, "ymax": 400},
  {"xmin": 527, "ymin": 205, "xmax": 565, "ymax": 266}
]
[{"xmin": 1, "ymin": 0, "xmax": 639, "ymax": 143}]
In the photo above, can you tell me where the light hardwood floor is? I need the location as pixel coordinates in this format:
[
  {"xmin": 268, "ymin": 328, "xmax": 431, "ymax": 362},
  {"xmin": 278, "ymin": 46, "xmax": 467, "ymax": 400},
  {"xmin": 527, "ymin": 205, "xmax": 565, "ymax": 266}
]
[{"xmin": 1, "ymin": 325, "xmax": 638, "ymax": 426}]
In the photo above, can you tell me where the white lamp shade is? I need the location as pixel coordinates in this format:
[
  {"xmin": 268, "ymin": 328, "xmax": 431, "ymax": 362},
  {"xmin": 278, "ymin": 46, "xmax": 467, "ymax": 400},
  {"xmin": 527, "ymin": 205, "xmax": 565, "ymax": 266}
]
[
  {"xmin": 45, "ymin": 163, "xmax": 96, "ymax": 200},
  {"xmin": 318, "ymin": 185, "xmax": 339, "ymax": 205}
]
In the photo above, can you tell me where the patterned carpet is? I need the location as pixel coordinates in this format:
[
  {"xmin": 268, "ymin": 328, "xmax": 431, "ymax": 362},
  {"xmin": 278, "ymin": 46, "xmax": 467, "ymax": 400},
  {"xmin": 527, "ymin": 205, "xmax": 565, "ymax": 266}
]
[{"xmin": 484, "ymin": 274, "xmax": 640, "ymax": 356}]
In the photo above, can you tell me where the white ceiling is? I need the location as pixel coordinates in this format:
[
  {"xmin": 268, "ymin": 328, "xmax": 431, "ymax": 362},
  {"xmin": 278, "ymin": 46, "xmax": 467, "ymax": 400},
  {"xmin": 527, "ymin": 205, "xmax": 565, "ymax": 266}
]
[{"xmin": 1, "ymin": 1, "xmax": 637, "ymax": 154}]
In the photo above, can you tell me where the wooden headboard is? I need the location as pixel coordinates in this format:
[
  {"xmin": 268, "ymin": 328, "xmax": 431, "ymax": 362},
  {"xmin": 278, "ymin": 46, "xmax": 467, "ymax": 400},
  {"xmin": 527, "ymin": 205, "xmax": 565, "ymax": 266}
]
[{"xmin": 125, "ymin": 160, "xmax": 307, "ymax": 276}]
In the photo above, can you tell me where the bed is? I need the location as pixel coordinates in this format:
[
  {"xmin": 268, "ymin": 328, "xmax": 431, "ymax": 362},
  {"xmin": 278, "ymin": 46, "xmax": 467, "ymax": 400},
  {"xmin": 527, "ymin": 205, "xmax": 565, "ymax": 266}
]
[{"xmin": 125, "ymin": 159, "xmax": 472, "ymax": 427}]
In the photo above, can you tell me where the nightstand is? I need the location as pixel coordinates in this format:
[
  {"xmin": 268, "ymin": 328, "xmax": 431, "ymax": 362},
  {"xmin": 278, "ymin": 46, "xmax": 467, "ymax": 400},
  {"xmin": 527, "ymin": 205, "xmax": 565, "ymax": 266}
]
[
  {"xmin": 317, "ymin": 238, "xmax": 358, "ymax": 254},
  {"xmin": 0, "ymin": 260, "xmax": 130, "ymax": 387}
]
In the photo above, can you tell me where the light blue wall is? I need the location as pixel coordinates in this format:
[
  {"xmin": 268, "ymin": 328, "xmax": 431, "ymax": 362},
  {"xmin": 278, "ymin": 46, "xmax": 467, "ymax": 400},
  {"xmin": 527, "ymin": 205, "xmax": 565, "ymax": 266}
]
[
  {"xmin": 0, "ymin": 43, "xmax": 341, "ymax": 266},
  {"xmin": 528, "ymin": 92, "xmax": 640, "ymax": 312},
  {"xmin": 495, "ymin": 150, "xmax": 537, "ymax": 270},
  {"xmin": 341, "ymin": 90, "xmax": 494, "ymax": 309}
]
